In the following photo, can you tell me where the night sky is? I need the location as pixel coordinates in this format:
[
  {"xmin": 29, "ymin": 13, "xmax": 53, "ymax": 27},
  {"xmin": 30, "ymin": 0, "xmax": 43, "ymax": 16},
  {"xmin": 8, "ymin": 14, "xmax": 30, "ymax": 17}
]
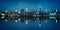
[{"xmin": 0, "ymin": 0, "xmax": 60, "ymax": 30}]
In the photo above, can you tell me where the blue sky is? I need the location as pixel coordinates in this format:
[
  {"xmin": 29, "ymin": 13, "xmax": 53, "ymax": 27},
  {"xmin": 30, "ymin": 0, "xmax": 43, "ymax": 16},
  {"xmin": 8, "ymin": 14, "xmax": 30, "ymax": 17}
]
[{"xmin": 0, "ymin": 0, "xmax": 60, "ymax": 10}]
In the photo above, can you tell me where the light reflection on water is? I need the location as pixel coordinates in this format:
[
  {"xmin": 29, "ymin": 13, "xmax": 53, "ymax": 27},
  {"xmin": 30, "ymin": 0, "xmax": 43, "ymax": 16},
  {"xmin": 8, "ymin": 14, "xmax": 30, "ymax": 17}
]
[{"xmin": 0, "ymin": 20, "xmax": 60, "ymax": 30}]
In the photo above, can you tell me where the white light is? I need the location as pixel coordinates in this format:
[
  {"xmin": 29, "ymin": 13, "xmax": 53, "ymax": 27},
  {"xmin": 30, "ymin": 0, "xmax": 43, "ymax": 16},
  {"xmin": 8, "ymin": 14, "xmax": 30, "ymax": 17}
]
[
  {"xmin": 26, "ymin": 8, "xmax": 28, "ymax": 10},
  {"xmin": 49, "ymin": 13, "xmax": 56, "ymax": 15},
  {"xmin": 25, "ymin": 20, "xmax": 28, "ymax": 24},
  {"xmin": 18, "ymin": 11, "xmax": 20, "ymax": 14},
  {"xmin": 56, "ymin": 20, "xmax": 57, "ymax": 23},
  {"xmin": 36, "ymin": 18, "xmax": 39, "ymax": 20},
  {"xmin": 45, "ymin": 9, "xmax": 47, "ymax": 11},
  {"xmin": 49, "ymin": 13, "xmax": 54, "ymax": 15},
  {"xmin": 39, "ymin": 23, "xmax": 41, "ymax": 27},
  {"xmin": 5, "ymin": 19, "xmax": 8, "ymax": 22},
  {"xmin": 1, "ymin": 16, "xmax": 4, "ymax": 18},
  {"xmin": 1, "ymin": 14, "xmax": 5, "ymax": 15},
  {"xmin": 54, "ymin": 17, "xmax": 56, "ymax": 19},
  {"xmin": 5, "ymin": 10, "xmax": 7, "ymax": 12},
  {"xmin": 56, "ymin": 9, "xmax": 57, "ymax": 12},
  {"xmin": 15, "ymin": 20, "xmax": 18, "ymax": 22},
  {"xmin": 15, "ymin": 10, "xmax": 18, "ymax": 12},
  {"xmin": 25, "ymin": 8, "xmax": 28, "ymax": 12},
  {"xmin": 36, "ymin": 12, "xmax": 39, "ymax": 14},
  {"xmin": 18, "ymin": 18, "xmax": 20, "ymax": 21},
  {"xmin": 54, "ymin": 12, "xmax": 56, "ymax": 15},
  {"xmin": 45, "ymin": 20, "xmax": 47, "ymax": 23},
  {"xmin": 49, "ymin": 17, "xmax": 55, "ymax": 19},
  {"xmin": 45, "ymin": 9, "xmax": 48, "ymax": 13}
]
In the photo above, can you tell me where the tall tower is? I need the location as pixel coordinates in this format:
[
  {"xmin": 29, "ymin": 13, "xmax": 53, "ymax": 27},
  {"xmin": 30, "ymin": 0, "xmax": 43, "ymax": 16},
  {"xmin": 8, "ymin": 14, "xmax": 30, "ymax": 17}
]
[{"xmin": 20, "ymin": 8, "xmax": 24, "ymax": 14}]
